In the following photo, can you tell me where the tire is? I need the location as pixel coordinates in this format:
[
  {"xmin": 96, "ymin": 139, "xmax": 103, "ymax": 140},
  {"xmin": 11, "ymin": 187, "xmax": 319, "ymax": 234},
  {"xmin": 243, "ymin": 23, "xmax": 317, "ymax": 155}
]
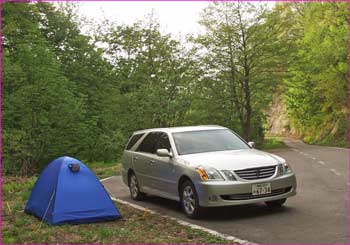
[
  {"xmin": 128, "ymin": 172, "xmax": 145, "ymax": 201},
  {"xmin": 265, "ymin": 198, "xmax": 286, "ymax": 208},
  {"xmin": 180, "ymin": 180, "xmax": 204, "ymax": 219}
]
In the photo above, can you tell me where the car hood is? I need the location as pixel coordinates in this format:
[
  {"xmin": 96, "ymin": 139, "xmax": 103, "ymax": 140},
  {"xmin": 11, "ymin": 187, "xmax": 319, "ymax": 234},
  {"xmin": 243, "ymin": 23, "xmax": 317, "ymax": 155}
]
[{"xmin": 177, "ymin": 149, "xmax": 283, "ymax": 170}]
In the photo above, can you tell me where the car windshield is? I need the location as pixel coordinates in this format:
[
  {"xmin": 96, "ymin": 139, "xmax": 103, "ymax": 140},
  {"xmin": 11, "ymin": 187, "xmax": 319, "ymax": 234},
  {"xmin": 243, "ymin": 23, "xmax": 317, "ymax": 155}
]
[{"xmin": 172, "ymin": 129, "xmax": 250, "ymax": 155}]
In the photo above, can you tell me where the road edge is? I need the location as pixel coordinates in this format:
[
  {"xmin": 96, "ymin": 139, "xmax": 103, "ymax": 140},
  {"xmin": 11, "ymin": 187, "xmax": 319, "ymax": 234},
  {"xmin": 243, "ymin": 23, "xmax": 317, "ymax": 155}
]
[{"xmin": 101, "ymin": 176, "xmax": 257, "ymax": 245}]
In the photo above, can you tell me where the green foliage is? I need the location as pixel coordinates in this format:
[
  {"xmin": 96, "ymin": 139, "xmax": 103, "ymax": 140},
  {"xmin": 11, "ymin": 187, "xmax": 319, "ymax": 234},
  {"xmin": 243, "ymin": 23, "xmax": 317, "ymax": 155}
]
[
  {"xmin": 3, "ymin": 3, "xmax": 197, "ymax": 175},
  {"xmin": 36, "ymin": 3, "xmax": 126, "ymax": 162},
  {"xmin": 3, "ymin": 2, "xmax": 347, "ymax": 175},
  {"xmin": 190, "ymin": 2, "xmax": 284, "ymax": 142},
  {"xmin": 3, "ymin": 3, "xmax": 86, "ymax": 174},
  {"xmin": 277, "ymin": 3, "xmax": 348, "ymax": 145},
  {"xmin": 104, "ymin": 14, "xmax": 196, "ymax": 131}
]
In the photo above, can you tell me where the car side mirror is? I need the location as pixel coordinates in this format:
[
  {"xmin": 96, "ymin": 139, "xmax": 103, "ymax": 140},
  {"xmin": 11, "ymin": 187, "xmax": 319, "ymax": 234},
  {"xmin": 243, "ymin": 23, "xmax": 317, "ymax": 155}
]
[
  {"xmin": 248, "ymin": 141, "xmax": 255, "ymax": 148},
  {"xmin": 156, "ymin": 149, "xmax": 173, "ymax": 158}
]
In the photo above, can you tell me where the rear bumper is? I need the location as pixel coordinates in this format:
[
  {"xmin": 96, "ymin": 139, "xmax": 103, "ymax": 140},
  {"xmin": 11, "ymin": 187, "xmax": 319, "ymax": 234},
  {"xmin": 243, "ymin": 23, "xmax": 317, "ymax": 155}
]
[{"xmin": 195, "ymin": 173, "xmax": 297, "ymax": 207}]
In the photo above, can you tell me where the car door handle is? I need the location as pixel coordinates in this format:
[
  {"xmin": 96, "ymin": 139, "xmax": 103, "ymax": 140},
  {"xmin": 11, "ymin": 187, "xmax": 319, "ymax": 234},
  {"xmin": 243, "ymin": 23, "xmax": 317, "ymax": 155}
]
[
  {"xmin": 133, "ymin": 156, "xmax": 138, "ymax": 160},
  {"xmin": 149, "ymin": 160, "xmax": 155, "ymax": 165}
]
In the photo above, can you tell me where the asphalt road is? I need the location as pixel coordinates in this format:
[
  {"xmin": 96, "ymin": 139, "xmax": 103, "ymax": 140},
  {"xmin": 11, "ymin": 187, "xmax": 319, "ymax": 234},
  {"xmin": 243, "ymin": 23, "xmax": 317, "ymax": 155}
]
[{"xmin": 102, "ymin": 138, "xmax": 349, "ymax": 244}]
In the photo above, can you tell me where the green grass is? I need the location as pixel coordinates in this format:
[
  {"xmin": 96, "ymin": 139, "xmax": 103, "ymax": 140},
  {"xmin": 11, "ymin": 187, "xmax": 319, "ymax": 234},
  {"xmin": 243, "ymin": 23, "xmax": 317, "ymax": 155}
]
[
  {"xmin": 315, "ymin": 140, "xmax": 347, "ymax": 148},
  {"xmin": 260, "ymin": 137, "xmax": 287, "ymax": 150},
  {"xmin": 303, "ymin": 136, "xmax": 348, "ymax": 148},
  {"xmin": 85, "ymin": 161, "xmax": 122, "ymax": 179},
  {"xmin": 2, "ymin": 176, "xmax": 232, "ymax": 244}
]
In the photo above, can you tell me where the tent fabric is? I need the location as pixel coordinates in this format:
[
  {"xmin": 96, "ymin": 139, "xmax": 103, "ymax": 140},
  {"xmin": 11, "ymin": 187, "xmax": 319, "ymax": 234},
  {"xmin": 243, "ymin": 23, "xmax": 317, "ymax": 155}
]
[{"xmin": 25, "ymin": 156, "xmax": 120, "ymax": 225}]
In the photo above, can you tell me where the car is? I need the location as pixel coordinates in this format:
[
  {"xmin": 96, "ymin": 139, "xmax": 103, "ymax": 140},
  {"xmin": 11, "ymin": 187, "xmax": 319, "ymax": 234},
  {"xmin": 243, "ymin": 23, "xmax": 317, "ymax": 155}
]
[{"xmin": 121, "ymin": 125, "xmax": 297, "ymax": 218}]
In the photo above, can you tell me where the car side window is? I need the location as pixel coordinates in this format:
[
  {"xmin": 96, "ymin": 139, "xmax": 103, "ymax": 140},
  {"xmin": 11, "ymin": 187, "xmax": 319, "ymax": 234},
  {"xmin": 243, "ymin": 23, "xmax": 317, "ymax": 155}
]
[
  {"xmin": 136, "ymin": 132, "xmax": 158, "ymax": 154},
  {"xmin": 156, "ymin": 132, "xmax": 171, "ymax": 152},
  {"xmin": 126, "ymin": 133, "xmax": 145, "ymax": 150}
]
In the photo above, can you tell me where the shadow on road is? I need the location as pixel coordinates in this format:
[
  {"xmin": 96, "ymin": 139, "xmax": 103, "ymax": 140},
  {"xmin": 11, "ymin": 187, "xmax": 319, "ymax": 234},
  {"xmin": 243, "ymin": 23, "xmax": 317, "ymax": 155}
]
[{"xmin": 141, "ymin": 194, "xmax": 296, "ymax": 221}]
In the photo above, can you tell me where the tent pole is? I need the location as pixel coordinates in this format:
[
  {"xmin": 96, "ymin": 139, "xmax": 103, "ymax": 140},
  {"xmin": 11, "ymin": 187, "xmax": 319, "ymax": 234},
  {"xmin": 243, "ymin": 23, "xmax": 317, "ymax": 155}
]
[{"xmin": 38, "ymin": 188, "xmax": 56, "ymax": 229}]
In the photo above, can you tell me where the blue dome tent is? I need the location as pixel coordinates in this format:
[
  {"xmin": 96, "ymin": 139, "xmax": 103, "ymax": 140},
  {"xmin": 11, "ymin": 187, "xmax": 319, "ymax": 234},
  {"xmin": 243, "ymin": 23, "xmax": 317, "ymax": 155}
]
[{"xmin": 25, "ymin": 156, "xmax": 120, "ymax": 225}]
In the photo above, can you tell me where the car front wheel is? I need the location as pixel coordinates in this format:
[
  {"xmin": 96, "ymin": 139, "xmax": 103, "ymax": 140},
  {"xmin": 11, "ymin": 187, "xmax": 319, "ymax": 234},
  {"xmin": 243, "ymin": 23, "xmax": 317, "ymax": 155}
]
[
  {"xmin": 181, "ymin": 180, "xmax": 203, "ymax": 219},
  {"xmin": 129, "ymin": 172, "xmax": 145, "ymax": 201}
]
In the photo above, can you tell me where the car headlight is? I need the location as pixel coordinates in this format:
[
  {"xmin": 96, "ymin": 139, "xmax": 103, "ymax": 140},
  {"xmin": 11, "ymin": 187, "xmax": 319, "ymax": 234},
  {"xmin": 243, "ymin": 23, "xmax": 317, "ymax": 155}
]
[
  {"xmin": 196, "ymin": 166, "xmax": 224, "ymax": 181},
  {"xmin": 283, "ymin": 162, "xmax": 292, "ymax": 174},
  {"xmin": 278, "ymin": 162, "xmax": 292, "ymax": 175},
  {"xmin": 221, "ymin": 170, "xmax": 237, "ymax": 181}
]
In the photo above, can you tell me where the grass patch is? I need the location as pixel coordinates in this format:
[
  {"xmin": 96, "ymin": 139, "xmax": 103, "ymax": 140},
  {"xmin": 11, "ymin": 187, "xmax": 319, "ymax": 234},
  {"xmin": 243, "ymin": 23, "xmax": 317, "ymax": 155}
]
[
  {"xmin": 303, "ymin": 136, "xmax": 347, "ymax": 148},
  {"xmin": 85, "ymin": 161, "xmax": 121, "ymax": 179},
  {"xmin": 2, "ymin": 177, "xmax": 232, "ymax": 244},
  {"xmin": 260, "ymin": 137, "xmax": 287, "ymax": 150}
]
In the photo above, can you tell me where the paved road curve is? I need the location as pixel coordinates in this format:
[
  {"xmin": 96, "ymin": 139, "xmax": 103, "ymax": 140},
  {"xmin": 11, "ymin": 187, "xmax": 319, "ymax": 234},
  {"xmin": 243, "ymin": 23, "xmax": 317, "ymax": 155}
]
[{"xmin": 102, "ymin": 139, "xmax": 349, "ymax": 244}]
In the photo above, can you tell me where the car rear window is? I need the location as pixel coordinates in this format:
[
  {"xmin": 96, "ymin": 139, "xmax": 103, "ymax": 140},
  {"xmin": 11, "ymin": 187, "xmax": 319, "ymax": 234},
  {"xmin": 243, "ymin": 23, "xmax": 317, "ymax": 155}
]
[
  {"xmin": 156, "ymin": 132, "xmax": 171, "ymax": 152},
  {"xmin": 136, "ymin": 132, "xmax": 172, "ymax": 154},
  {"xmin": 136, "ymin": 132, "xmax": 159, "ymax": 154},
  {"xmin": 126, "ymin": 133, "xmax": 145, "ymax": 150}
]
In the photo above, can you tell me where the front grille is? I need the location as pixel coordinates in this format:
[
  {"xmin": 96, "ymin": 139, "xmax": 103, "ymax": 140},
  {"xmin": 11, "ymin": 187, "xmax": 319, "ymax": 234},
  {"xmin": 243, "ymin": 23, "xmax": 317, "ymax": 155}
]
[
  {"xmin": 221, "ymin": 187, "xmax": 292, "ymax": 201},
  {"xmin": 234, "ymin": 166, "xmax": 276, "ymax": 180}
]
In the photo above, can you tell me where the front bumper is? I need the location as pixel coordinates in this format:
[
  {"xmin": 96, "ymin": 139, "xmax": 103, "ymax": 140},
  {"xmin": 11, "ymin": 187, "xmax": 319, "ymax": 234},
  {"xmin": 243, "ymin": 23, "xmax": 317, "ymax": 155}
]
[{"xmin": 195, "ymin": 173, "xmax": 297, "ymax": 207}]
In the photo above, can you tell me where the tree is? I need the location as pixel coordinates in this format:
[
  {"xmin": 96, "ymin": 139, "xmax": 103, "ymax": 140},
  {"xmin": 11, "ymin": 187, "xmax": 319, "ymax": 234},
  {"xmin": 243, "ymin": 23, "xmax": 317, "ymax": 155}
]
[
  {"xmin": 193, "ymin": 2, "xmax": 282, "ymax": 142},
  {"xmin": 104, "ymin": 14, "xmax": 196, "ymax": 133},
  {"xmin": 281, "ymin": 3, "xmax": 348, "ymax": 145},
  {"xmin": 3, "ymin": 3, "xmax": 85, "ymax": 174},
  {"xmin": 36, "ymin": 3, "xmax": 127, "ymax": 161}
]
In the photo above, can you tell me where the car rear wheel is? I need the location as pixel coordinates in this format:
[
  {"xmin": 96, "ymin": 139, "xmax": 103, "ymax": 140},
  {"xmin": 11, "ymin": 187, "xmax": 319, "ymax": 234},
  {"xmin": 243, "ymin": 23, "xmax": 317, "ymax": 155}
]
[
  {"xmin": 129, "ymin": 172, "xmax": 145, "ymax": 201},
  {"xmin": 265, "ymin": 198, "xmax": 286, "ymax": 208},
  {"xmin": 181, "ymin": 180, "xmax": 203, "ymax": 219}
]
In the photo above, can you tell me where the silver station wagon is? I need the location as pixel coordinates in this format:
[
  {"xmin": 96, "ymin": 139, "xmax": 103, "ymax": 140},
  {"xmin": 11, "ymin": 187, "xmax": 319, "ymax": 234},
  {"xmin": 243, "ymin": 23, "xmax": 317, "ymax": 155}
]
[{"xmin": 121, "ymin": 125, "xmax": 297, "ymax": 218}]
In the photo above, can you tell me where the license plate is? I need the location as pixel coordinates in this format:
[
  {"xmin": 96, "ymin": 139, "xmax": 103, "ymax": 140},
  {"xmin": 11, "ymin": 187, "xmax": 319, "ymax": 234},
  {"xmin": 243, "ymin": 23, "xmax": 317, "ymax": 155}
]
[{"xmin": 252, "ymin": 183, "xmax": 271, "ymax": 196}]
